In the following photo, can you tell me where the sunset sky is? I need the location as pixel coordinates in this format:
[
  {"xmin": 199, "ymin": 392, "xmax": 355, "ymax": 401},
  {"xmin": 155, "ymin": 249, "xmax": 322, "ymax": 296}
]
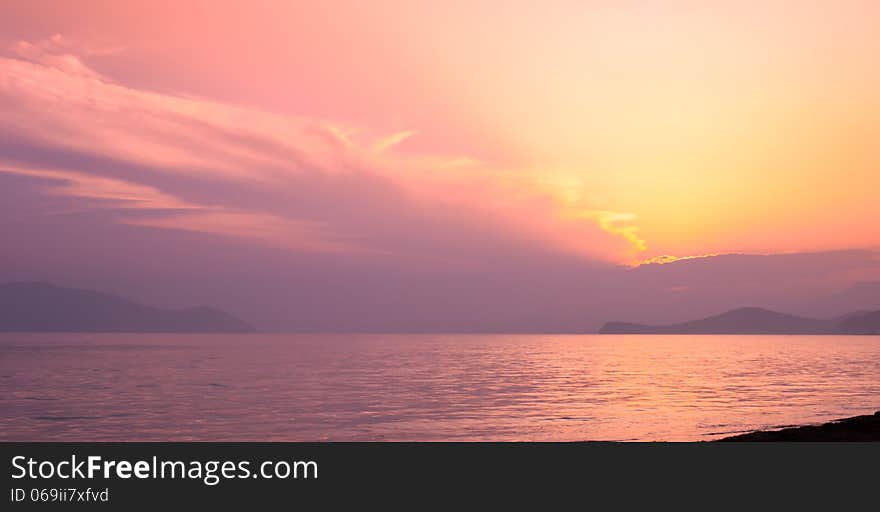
[{"xmin": 1, "ymin": 1, "xmax": 878, "ymax": 330}]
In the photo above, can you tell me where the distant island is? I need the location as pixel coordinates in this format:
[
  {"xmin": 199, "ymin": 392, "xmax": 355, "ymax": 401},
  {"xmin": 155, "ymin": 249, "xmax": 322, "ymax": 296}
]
[
  {"xmin": 0, "ymin": 282, "xmax": 254, "ymax": 332},
  {"xmin": 599, "ymin": 307, "xmax": 880, "ymax": 335}
]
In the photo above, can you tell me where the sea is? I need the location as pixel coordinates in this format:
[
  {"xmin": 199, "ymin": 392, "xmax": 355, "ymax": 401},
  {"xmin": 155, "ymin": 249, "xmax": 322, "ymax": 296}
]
[{"xmin": 2, "ymin": 333, "xmax": 878, "ymax": 441}]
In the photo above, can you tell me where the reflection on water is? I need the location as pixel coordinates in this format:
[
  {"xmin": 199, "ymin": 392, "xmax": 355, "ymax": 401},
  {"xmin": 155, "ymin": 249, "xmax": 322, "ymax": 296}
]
[{"xmin": 1, "ymin": 333, "xmax": 878, "ymax": 441}]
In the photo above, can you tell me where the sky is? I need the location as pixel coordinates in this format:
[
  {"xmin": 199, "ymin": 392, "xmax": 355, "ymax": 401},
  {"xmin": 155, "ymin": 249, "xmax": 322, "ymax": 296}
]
[{"xmin": 1, "ymin": 1, "xmax": 878, "ymax": 330}]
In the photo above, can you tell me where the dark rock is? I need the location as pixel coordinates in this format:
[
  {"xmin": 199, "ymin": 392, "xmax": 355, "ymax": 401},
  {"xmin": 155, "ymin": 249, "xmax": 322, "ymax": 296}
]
[{"xmin": 717, "ymin": 411, "xmax": 880, "ymax": 441}]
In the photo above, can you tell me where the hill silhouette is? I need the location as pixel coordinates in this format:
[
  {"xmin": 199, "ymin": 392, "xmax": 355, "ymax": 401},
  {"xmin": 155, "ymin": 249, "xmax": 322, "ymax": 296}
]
[
  {"xmin": 833, "ymin": 310, "xmax": 880, "ymax": 334},
  {"xmin": 599, "ymin": 306, "xmax": 879, "ymax": 335},
  {"xmin": 0, "ymin": 282, "xmax": 254, "ymax": 332}
]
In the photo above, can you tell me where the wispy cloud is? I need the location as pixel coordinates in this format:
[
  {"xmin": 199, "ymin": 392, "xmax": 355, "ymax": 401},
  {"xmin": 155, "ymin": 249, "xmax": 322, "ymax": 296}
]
[
  {"xmin": 589, "ymin": 211, "xmax": 647, "ymax": 254},
  {"xmin": 0, "ymin": 166, "xmax": 197, "ymax": 211},
  {"xmin": 10, "ymin": 34, "xmax": 124, "ymax": 81},
  {"xmin": 372, "ymin": 130, "xmax": 417, "ymax": 155},
  {"xmin": 637, "ymin": 254, "xmax": 722, "ymax": 266}
]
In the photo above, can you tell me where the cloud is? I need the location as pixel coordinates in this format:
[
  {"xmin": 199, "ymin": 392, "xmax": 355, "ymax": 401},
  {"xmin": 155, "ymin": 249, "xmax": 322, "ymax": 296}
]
[
  {"xmin": 587, "ymin": 211, "xmax": 647, "ymax": 254},
  {"xmin": 9, "ymin": 35, "xmax": 124, "ymax": 81},
  {"xmin": 0, "ymin": 38, "xmax": 647, "ymax": 269},
  {"xmin": 0, "ymin": 166, "xmax": 197, "ymax": 211},
  {"xmin": 315, "ymin": 124, "xmax": 356, "ymax": 148},
  {"xmin": 0, "ymin": 165, "xmax": 360, "ymax": 253},
  {"xmin": 123, "ymin": 211, "xmax": 365, "ymax": 254},
  {"xmin": 372, "ymin": 130, "xmax": 417, "ymax": 154},
  {"xmin": 637, "ymin": 253, "xmax": 721, "ymax": 266}
]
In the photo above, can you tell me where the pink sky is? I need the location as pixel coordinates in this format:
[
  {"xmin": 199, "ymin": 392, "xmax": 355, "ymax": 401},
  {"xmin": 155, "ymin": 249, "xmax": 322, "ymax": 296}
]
[{"xmin": 1, "ymin": 1, "xmax": 878, "ymax": 329}]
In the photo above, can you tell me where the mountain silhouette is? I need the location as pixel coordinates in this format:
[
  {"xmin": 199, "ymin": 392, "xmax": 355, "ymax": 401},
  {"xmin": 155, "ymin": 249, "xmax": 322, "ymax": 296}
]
[
  {"xmin": 599, "ymin": 306, "xmax": 879, "ymax": 334},
  {"xmin": 0, "ymin": 282, "xmax": 255, "ymax": 332},
  {"xmin": 833, "ymin": 310, "xmax": 880, "ymax": 334}
]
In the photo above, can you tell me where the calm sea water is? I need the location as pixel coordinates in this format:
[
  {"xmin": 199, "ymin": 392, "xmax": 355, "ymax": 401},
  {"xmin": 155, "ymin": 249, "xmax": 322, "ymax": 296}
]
[{"xmin": 1, "ymin": 333, "xmax": 878, "ymax": 441}]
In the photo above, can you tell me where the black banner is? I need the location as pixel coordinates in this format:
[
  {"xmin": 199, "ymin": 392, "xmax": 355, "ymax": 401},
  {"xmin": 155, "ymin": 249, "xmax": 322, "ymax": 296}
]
[{"xmin": 3, "ymin": 443, "xmax": 878, "ymax": 509}]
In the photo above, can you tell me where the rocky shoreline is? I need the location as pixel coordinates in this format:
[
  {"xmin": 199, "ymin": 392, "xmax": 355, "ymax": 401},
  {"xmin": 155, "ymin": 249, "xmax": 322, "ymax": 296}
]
[{"xmin": 717, "ymin": 410, "xmax": 880, "ymax": 441}]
